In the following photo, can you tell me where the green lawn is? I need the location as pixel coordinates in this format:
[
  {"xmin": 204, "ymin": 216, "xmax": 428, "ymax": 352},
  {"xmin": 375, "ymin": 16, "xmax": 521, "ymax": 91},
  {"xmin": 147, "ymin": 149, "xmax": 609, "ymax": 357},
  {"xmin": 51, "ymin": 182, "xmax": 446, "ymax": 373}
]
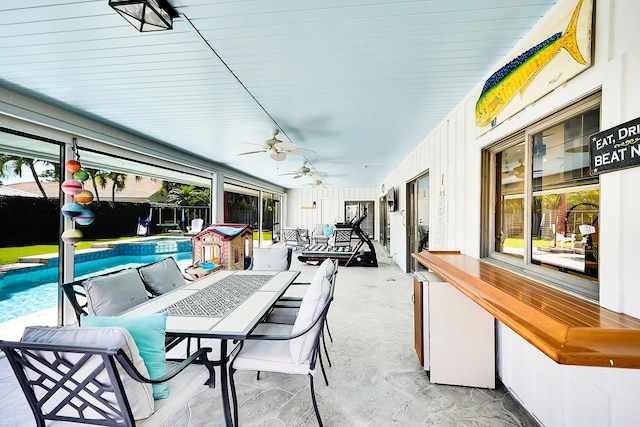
[
  {"xmin": 0, "ymin": 236, "xmax": 140, "ymax": 265},
  {"xmin": 505, "ymin": 237, "xmax": 565, "ymax": 249},
  {"xmin": 253, "ymin": 231, "xmax": 274, "ymax": 240},
  {"xmin": 1, "ymin": 232, "xmax": 275, "ymax": 265}
]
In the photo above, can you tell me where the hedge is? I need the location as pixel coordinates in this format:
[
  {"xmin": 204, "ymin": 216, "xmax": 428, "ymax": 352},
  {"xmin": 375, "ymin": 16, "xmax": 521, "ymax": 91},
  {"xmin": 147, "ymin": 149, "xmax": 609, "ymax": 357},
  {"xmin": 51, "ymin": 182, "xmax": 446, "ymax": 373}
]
[{"xmin": 0, "ymin": 196, "xmax": 151, "ymax": 246}]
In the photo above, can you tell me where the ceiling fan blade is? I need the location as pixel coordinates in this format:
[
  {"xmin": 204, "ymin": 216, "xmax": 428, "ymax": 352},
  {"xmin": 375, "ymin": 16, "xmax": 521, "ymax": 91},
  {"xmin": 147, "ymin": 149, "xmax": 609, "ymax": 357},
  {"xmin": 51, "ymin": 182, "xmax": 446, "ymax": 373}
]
[
  {"xmin": 308, "ymin": 170, "xmax": 325, "ymax": 176},
  {"xmin": 288, "ymin": 148, "xmax": 316, "ymax": 156},
  {"xmin": 238, "ymin": 150, "xmax": 265, "ymax": 156},
  {"xmin": 239, "ymin": 141, "xmax": 266, "ymax": 148},
  {"xmin": 273, "ymin": 142, "xmax": 298, "ymax": 152}
]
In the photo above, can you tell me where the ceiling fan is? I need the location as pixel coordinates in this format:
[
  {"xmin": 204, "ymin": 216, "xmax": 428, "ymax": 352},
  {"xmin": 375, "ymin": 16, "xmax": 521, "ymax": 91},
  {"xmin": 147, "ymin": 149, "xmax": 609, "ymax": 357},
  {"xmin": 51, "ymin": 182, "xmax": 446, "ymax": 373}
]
[
  {"xmin": 502, "ymin": 159, "xmax": 545, "ymax": 180},
  {"xmin": 502, "ymin": 159, "xmax": 525, "ymax": 180},
  {"xmin": 304, "ymin": 179, "xmax": 331, "ymax": 188},
  {"xmin": 237, "ymin": 130, "xmax": 315, "ymax": 161},
  {"xmin": 279, "ymin": 161, "xmax": 325, "ymax": 179}
]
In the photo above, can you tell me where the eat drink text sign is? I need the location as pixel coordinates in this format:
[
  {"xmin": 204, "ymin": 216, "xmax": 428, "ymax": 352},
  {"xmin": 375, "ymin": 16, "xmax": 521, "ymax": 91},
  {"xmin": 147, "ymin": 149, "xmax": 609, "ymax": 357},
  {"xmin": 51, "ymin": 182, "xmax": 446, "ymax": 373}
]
[{"xmin": 590, "ymin": 116, "xmax": 640, "ymax": 175}]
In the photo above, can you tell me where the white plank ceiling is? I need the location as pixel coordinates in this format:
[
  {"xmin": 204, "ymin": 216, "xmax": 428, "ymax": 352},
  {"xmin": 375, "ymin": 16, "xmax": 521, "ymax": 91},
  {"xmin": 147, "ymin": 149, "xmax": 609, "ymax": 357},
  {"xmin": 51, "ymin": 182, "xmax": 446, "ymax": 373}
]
[{"xmin": 0, "ymin": 0, "xmax": 557, "ymax": 188}]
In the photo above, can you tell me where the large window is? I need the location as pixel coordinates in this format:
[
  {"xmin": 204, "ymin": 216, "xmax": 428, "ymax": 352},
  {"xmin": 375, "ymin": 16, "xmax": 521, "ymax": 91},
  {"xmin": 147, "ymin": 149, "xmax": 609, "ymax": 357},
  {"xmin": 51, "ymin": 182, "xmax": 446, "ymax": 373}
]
[
  {"xmin": 224, "ymin": 183, "xmax": 284, "ymax": 247},
  {"xmin": 486, "ymin": 95, "xmax": 600, "ymax": 300}
]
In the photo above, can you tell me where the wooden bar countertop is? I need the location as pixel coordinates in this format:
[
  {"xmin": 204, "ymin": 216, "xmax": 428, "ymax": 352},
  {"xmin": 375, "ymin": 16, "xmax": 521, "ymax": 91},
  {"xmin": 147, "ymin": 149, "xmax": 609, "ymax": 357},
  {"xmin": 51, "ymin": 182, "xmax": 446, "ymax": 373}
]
[{"xmin": 412, "ymin": 250, "xmax": 640, "ymax": 369}]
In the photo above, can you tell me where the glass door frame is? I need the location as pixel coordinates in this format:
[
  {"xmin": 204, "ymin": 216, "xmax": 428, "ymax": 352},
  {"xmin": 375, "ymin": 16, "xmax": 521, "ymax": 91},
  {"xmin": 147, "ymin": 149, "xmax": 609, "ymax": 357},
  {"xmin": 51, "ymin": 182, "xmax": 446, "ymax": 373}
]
[{"xmin": 406, "ymin": 171, "xmax": 430, "ymax": 272}]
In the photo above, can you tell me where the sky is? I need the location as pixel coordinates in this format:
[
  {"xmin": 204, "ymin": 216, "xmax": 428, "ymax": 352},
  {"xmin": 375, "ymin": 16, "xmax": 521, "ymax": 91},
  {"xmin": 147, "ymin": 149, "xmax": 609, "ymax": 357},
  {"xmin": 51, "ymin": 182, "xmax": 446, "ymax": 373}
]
[{"xmin": 0, "ymin": 163, "xmax": 49, "ymax": 185}]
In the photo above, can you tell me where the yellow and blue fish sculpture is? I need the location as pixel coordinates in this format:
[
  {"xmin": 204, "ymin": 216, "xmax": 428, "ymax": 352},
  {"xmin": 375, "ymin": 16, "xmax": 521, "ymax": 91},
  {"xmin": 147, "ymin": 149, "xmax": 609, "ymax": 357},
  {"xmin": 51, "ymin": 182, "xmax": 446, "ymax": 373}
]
[{"xmin": 476, "ymin": 0, "xmax": 587, "ymax": 127}]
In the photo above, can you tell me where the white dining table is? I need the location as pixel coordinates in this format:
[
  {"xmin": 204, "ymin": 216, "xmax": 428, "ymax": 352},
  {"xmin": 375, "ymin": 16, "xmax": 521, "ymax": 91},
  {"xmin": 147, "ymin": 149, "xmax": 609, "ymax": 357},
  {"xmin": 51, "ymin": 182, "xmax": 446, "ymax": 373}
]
[{"xmin": 122, "ymin": 269, "xmax": 300, "ymax": 427}]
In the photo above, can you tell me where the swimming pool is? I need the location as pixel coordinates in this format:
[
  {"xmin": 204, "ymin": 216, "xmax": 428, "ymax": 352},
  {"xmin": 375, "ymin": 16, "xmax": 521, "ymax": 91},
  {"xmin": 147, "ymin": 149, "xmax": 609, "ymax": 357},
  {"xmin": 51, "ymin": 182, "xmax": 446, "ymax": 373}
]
[{"xmin": 0, "ymin": 251, "xmax": 192, "ymax": 324}]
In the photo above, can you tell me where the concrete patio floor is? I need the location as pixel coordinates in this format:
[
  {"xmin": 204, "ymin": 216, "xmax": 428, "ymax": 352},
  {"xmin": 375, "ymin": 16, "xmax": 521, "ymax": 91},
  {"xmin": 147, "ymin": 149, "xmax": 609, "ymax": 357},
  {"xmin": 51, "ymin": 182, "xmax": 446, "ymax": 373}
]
[{"xmin": 0, "ymin": 243, "xmax": 539, "ymax": 426}]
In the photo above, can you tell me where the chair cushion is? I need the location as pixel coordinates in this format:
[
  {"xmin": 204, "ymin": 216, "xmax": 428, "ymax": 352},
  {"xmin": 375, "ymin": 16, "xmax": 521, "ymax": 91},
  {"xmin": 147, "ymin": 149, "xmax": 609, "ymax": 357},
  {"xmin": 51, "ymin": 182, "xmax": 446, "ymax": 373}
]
[
  {"xmin": 234, "ymin": 338, "xmax": 311, "ymax": 375},
  {"xmin": 318, "ymin": 258, "xmax": 335, "ymax": 280},
  {"xmin": 138, "ymin": 257, "xmax": 187, "ymax": 295},
  {"xmin": 82, "ymin": 311, "xmax": 169, "ymax": 399},
  {"xmin": 139, "ymin": 361, "xmax": 210, "ymax": 427},
  {"xmin": 83, "ymin": 268, "xmax": 149, "ymax": 316},
  {"xmin": 252, "ymin": 247, "xmax": 290, "ymax": 271},
  {"xmin": 289, "ymin": 275, "xmax": 330, "ymax": 364},
  {"xmin": 234, "ymin": 323, "xmax": 311, "ymax": 375},
  {"xmin": 21, "ymin": 325, "xmax": 155, "ymax": 420}
]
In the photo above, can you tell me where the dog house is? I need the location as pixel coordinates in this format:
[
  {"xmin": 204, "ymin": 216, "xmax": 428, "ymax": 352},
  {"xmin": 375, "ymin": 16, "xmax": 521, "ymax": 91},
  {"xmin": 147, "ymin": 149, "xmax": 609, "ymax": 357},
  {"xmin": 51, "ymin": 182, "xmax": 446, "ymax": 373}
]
[{"xmin": 191, "ymin": 224, "xmax": 253, "ymax": 270}]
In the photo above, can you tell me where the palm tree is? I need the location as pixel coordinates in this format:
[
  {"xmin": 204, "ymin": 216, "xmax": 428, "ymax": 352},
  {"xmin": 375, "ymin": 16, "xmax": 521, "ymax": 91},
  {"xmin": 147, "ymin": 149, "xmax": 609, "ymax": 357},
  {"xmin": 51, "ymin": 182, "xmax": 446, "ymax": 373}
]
[
  {"xmin": 151, "ymin": 178, "xmax": 180, "ymax": 199},
  {"xmin": 106, "ymin": 173, "xmax": 142, "ymax": 202},
  {"xmin": 0, "ymin": 155, "xmax": 53, "ymax": 200},
  {"xmin": 167, "ymin": 185, "xmax": 210, "ymax": 206},
  {"xmin": 85, "ymin": 168, "xmax": 109, "ymax": 202},
  {"xmin": 167, "ymin": 185, "xmax": 196, "ymax": 206}
]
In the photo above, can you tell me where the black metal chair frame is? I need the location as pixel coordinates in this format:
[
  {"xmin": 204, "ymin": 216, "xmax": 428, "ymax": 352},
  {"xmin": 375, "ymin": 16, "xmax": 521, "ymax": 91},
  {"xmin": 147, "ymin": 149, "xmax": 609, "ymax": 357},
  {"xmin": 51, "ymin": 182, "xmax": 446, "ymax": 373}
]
[
  {"xmin": 0, "ymin": 340, "xmax": 214, "ymax": 427},
  {"xmin": 229, "ymin": 295, "xmax": 334, "ymax": 427}
]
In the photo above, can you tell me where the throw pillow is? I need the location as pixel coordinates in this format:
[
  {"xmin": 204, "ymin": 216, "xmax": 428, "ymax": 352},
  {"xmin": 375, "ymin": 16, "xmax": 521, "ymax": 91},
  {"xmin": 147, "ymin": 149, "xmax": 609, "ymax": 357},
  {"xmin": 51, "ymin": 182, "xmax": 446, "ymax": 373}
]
[
  {"xmin": 252, "ymin": 247, "xmax": 290, "ymax": 271},
  {"xmin": 82, "ymin": 311, "xmax": 169, "ymax": 399},
  {"xmin": 323, "ymin": 226, "xmax": 334, "ymax": 236},
  {"xmin": 138, "ymin": 257, "xmax": 187, "ymax": 295},
  {"xmin": 83, "ymin": 268, "xmax": 149, "ymax": 316}
]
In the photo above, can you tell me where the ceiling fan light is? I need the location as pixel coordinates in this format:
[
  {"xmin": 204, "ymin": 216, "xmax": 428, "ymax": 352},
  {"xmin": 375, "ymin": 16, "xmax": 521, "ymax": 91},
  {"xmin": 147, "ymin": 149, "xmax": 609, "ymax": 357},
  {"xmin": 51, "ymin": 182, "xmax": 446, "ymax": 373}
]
[
  {"xmin": 270, "ymin": 151, "xmax": 286, "ymax": 161},
  {"xmin": 109, "ymin": 0, "xmax": 178, "ymax": 32}
]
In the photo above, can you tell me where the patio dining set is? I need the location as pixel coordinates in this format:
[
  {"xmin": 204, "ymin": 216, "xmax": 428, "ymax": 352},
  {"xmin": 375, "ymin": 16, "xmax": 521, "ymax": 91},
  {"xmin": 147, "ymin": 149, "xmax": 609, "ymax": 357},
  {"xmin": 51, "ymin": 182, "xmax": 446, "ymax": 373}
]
[{"xmin": 0, "ymin": 251, "xmax": 338, "ymax": 427}]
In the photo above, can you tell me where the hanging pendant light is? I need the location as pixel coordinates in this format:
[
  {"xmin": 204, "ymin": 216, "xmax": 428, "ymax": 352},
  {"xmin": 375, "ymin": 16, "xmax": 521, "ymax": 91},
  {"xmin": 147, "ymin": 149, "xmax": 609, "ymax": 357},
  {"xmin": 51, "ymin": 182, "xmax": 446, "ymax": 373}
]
[{"xmin": 109, "ymin": 0, "xmax": 179, "ymax": 32}]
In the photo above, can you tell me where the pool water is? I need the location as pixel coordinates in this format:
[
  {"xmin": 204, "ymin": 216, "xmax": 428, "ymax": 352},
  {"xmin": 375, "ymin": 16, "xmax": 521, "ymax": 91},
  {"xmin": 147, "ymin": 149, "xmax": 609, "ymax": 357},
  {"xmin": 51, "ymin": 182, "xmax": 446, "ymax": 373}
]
[{"xmin": 0, "ymin": 252, "xmax": 192, "ymax": 324}]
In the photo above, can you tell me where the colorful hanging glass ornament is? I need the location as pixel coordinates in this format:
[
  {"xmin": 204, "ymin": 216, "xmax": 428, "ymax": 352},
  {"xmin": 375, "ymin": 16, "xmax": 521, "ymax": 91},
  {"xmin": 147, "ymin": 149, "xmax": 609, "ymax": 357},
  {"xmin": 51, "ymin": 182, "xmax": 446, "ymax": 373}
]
[
  {"xmin": 61, "ymin": 138, "xmax": 95, "ymax": 245},
  {"xmin": 65, "ymin": 159, "xmax": 81, "ymax": 173},
  {"xmin": 61, "ymin": 179, "xmax": 83, "ymax": 195},
  {"xmin": 73, "ymin": 169, "xmax": 89, "ymax": 182},
  {"xmin": 61, "ymin": 229, "xmax": 83, "ymax": 245},
  {"xmin": 76, "ymin": 209, "xmax": 95, "ymax": 226},
  {"xmin": 74, "ymin": 189, "xmax": 94, "ymax": 204},
  {"xmin": 61, "ymin": 202, "xmax": 84, "ymax": 218}
]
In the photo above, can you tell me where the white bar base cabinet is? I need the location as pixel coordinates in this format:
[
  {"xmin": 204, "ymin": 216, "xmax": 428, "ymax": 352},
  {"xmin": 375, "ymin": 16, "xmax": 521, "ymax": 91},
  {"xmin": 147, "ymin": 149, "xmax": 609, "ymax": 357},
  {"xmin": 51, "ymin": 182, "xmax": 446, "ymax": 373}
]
[{"xmin": 414, "ymin": 271, "xmax": 495, "ymax": 389}]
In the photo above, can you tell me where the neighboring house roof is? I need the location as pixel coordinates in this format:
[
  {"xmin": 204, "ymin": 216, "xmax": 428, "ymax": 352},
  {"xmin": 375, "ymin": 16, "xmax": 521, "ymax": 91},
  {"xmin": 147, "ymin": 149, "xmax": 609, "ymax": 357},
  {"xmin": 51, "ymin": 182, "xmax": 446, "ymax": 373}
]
[
  {"xmin": 0, "ymin": 186, "xmax": 40, "ymax": 197},
  {"xmin": 0, "ymin": 176, "xmax": 165, "ymax": 202}
]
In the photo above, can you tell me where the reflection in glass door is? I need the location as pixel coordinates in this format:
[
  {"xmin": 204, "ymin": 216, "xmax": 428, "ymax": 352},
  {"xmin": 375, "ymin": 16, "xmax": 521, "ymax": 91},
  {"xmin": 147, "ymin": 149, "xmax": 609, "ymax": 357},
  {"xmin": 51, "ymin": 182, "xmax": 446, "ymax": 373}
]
[
  {"xmin": 407, "ymin": 172, "xmax": 430, "ymax": 272},
  {"xmin": 344, "ymin": 201, "xmax": 374, "ymax": 237},
  {"xmin": 379, "ymin": 195, "xmax": 390, "ymax": 250}
]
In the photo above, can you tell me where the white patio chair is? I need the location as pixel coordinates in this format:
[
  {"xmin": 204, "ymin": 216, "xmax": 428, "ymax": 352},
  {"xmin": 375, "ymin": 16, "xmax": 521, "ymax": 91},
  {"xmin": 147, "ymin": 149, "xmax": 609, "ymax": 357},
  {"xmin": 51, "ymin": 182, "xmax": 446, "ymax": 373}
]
[
  {"xmin": 188, "ymin": 218, "xmax": 204, "ymax": 234},
  {"xmin": 229, "ymin": 274, "xmax": 334, "ymax": 427}
]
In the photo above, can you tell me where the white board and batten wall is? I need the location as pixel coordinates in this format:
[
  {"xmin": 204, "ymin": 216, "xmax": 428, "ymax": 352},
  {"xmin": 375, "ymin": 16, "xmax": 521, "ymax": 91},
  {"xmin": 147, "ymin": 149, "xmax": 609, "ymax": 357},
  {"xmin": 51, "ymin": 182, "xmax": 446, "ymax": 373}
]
[
  {"xmin": 379, "ymin": 0, "xmax": 640, "ymax": 425},
  {"xmin": 285, "ymin": 187, "xmax": 378, "ymax": 233}
]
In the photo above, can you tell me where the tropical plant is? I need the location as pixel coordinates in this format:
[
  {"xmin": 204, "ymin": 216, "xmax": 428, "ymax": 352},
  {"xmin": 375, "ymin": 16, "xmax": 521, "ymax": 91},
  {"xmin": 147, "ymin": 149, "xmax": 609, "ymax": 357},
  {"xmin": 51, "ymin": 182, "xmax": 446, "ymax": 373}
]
[
  {"xmin": 151, "ymin": 179, "xmax": 181, "ymax": 199},
  {"xmin": 166, "ymin": 185, "xmax": 210, "ymax": 206},
  {"xmin": 38, "ymin": 163, "xmax": 61, "ymax": 183},
  {"xmin": 85, "ymin": 168, "xmax": 110, "ymax": 203},
  {"xmin": 0, "ymin": 155, "xmax": 54, "ymax": 200},
  {"xmin": 104, "ymin": 173, "xmax": 142, "ymax": 203}
]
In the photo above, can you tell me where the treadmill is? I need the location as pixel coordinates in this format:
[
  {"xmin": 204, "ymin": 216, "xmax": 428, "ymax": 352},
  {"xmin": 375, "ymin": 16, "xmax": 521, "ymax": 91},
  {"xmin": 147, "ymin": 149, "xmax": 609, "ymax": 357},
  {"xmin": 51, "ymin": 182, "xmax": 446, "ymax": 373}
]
[{"xmin": 298, "ymin": 211, "xmax": 378, "ymax": 267}]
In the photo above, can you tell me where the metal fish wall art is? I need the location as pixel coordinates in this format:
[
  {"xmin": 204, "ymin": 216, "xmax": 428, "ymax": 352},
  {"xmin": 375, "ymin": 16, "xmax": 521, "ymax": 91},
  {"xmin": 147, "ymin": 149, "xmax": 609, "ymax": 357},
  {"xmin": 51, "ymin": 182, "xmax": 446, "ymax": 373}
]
[{"xmin": 476, "ymin": 0, "xmax": 587, "ymax": 128}]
